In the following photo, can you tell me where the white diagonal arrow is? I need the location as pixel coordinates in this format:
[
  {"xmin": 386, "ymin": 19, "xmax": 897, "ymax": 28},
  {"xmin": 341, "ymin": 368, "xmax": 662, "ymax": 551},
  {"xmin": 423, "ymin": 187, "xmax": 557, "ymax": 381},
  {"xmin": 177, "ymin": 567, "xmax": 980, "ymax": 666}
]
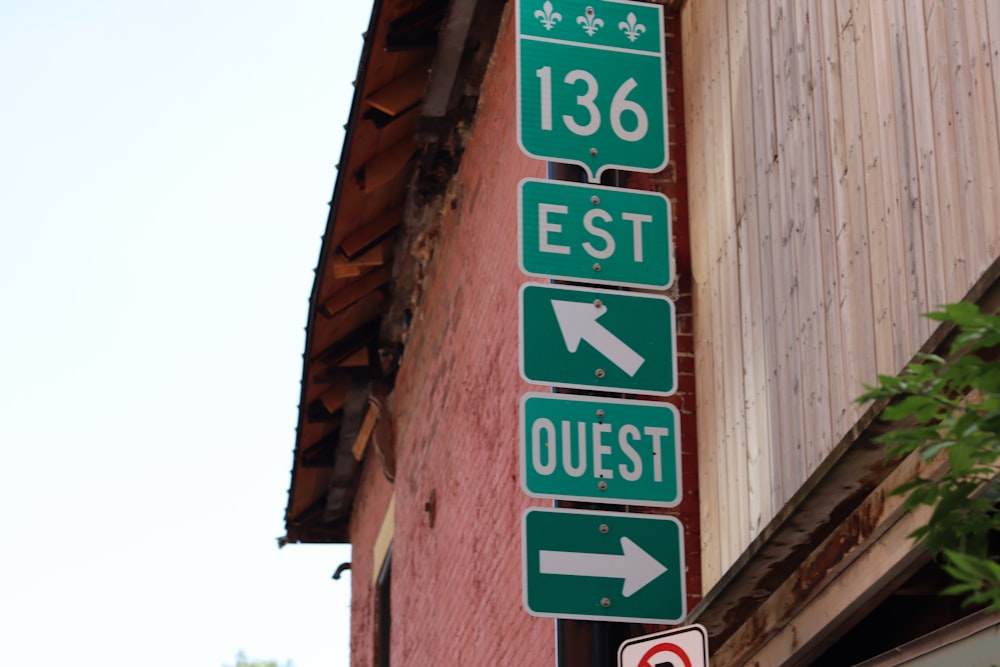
[
  {"xmin": 538, "ymin": 536, "xmax": 667, "ymax": 597},
  {"xmin": 551, "ymin": 299, "xmax": 645, "ymax": 376}
]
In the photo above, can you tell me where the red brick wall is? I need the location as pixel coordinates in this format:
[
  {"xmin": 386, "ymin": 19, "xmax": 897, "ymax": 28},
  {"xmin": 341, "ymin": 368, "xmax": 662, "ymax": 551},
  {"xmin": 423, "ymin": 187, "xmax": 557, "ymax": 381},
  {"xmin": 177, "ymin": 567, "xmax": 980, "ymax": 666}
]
[
  {"xmin": 349, "ymin": 5, "xmax": 698, "ymax": 666},
  {"xmin": 386, "ymin": 5, "xmax": 553, "ymax": 661}
]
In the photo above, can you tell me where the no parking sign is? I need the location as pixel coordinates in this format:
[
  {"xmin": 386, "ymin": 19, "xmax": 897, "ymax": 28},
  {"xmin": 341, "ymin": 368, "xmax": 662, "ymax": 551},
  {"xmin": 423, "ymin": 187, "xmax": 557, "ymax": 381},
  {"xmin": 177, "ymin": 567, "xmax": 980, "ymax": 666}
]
[{"xmin": 618, "ymin": 624, "xmax": 709, "ymax": 667}]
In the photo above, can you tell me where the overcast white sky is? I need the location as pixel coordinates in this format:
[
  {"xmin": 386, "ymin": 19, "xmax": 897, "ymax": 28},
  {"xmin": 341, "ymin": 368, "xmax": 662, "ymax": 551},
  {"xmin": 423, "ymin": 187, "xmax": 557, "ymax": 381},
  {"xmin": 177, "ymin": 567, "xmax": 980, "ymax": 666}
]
[{"xmin": 0, "ymin": 1, "xmax": 372, "ymax": 665}]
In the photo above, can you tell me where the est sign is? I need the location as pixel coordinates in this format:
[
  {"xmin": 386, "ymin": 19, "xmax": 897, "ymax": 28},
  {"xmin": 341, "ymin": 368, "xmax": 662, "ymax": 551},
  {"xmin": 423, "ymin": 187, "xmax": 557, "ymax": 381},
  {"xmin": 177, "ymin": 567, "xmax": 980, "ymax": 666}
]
[
  {"xmin": 520, "ymin": 283, "xmax": 676, "ymax": 395},
  {"xmin": 520, "ymin": 393, "xmax": 681, "ymax": 506},
  {"xmin": 516, "ymin": 0, "xmax": 668, "ymax": 180},
  {"xmin": 519, "ymin": 178, "xmax": 673, "ymax": 289},
  {"xmin": 523, "ymin": 507, "xmax": 686, "ymax": 624}
]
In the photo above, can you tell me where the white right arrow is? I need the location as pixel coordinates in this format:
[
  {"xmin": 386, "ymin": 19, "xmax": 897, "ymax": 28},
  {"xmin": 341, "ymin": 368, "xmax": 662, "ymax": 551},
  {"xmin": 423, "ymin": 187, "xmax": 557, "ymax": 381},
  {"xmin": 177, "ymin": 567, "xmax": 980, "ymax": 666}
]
[
  {"xmin": 551, "ymin": 299, "xmax": 646, "ymax": 376},
  {"xmin": 539, "ymin": 536, "xmax": 667, "ymax": 597}
]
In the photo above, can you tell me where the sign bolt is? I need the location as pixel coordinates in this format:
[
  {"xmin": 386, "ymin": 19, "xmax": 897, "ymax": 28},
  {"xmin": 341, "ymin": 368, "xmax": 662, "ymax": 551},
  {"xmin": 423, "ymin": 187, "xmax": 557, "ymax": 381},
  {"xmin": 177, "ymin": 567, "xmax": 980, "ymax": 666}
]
[
  {"xmin": 596, "ymin": 409, "xmax": 605, "ymax": 418},
  {"xmin": 595, "ymin": 368, "xmax": 606, "ymax": 378},
  {"xmin": 599, "ymin": 523, "xmax": 609, "ymax": 534},
  {"xmin": 598, "ymin": 481, "xmax": 608, "ymax": 491},
  {"xmin": 590, "ymin": 147, "xmax": 598, "ymax": 156},
  {"xmin": 590, "ymin": 195, "xmax": 600, "ymax": 205},
  {"xmin": 593, "ymin": 299, "xmax": 603, "ymax": 308},
  {"xmin": 601, "ymin": 597, "xmax": 611, "ymax": 608},
  {"xmin": 593, "ymin": 262, "xmax": 602, "ymax": 272}
]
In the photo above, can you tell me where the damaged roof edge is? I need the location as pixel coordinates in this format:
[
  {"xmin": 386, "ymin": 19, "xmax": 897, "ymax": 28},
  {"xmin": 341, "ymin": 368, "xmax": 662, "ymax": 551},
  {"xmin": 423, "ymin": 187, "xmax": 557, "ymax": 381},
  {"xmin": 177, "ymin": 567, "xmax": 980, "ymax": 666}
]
[
  {"xmin": 281, "ymin": 0, "xmax": 506, "ymax": 547},
  {"xmin": 282, "ymin": 0, "xmax": 386, "ymax": 548}
]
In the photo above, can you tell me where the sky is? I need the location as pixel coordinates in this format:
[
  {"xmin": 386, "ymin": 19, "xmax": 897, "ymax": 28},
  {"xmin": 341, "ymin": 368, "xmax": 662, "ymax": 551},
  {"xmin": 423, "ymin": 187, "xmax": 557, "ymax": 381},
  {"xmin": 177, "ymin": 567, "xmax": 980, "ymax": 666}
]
[{"xmin": 0, "ymin": 1, "xmax": 373, "ymax": 665}]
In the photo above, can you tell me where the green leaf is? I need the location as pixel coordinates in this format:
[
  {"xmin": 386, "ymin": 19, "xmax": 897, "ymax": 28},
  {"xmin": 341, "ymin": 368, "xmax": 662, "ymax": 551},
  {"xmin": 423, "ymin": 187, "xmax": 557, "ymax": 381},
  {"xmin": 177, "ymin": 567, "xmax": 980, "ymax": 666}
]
[
  {"xmin": 882, "ymin": 395, "xmax": 942, "ymax": 423},
  {"xmin": 921, "ymin": 440, "xmax": 954, "ymax": 461},
  {"xmin": 935, "ymin": 302, "xmax": 982, "ymax": 327}
]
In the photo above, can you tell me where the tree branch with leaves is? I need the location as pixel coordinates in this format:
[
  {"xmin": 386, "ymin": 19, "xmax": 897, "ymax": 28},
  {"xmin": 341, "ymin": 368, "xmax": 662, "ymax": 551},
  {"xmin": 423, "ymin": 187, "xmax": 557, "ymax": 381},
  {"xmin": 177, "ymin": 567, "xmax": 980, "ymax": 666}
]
[
  {"xmin": 858, "ymin": 302, "xmax": 1000, "ymax": 610},
  {"xmin": 223, "ymin": 650, "xmax": 295, "ymax": 667}
]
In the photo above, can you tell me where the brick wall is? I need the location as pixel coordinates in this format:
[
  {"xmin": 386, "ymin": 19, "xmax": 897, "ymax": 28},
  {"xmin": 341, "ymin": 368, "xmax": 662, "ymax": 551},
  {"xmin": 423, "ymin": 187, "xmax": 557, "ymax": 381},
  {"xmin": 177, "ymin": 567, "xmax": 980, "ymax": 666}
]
[
  {"xmin": 351, "ymin": 5, "xmax": 555, "ymax": 664},
  {"xmin": 386, "ymin": 3, "xmax": 553, "ymax": 660}
]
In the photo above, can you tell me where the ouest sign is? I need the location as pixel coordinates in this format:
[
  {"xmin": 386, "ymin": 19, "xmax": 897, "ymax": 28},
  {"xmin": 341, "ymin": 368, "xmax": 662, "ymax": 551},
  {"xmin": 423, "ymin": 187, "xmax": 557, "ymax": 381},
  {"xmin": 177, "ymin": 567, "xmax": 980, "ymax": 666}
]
[{"xmin": 520, "ymin": 392, "xmax": 681, "ymax": 507}]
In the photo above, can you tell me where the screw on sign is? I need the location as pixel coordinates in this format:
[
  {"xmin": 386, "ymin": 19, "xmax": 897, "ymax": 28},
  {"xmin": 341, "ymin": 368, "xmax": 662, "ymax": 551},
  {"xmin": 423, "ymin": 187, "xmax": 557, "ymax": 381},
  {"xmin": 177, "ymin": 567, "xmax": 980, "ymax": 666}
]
[{"xmin": 617, "ymin": 625, "xmax": 709, "ymax": 667}]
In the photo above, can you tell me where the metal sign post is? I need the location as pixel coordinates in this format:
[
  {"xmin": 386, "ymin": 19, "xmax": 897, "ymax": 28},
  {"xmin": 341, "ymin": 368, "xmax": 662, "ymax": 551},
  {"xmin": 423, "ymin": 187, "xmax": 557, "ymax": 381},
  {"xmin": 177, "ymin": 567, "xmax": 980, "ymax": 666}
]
[{"xmin": 515, "ymin": 5, "xmax": 680, "ymax": 666}]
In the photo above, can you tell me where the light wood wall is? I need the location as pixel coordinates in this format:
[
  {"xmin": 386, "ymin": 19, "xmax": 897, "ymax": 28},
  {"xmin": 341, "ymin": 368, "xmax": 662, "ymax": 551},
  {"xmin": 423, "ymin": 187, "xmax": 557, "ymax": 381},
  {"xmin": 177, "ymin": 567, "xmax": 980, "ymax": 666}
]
[{"xmin": 682, "ymin": 0, "xmax": 1000, "ymax": 587}]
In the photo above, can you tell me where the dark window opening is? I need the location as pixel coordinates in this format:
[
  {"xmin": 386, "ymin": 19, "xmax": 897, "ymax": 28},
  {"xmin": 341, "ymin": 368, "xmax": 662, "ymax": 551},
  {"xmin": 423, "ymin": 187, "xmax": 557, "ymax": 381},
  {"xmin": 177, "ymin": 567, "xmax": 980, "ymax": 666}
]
[
  {"xmin": 812, "ymin": 552, "xmax": 993, "ymax": 666},
  {"xmin": 376, "ymin": 547, "xmax": 392, "ymax": 667}
]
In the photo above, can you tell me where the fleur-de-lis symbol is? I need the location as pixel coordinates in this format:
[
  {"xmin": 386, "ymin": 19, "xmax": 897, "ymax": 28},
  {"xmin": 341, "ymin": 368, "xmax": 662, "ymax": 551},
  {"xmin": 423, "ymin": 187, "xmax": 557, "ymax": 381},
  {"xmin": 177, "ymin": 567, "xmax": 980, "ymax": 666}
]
[
  {"xmin": 577, "ymin": 6, "xmax": 604, "ymax": 36},
  {"xmin": 618, "ymin": 11, "xmax": 646, "ymax": 42},
  {"xmin": 534, "ymin": 1, "xmax": 562, "ymax": 30}
]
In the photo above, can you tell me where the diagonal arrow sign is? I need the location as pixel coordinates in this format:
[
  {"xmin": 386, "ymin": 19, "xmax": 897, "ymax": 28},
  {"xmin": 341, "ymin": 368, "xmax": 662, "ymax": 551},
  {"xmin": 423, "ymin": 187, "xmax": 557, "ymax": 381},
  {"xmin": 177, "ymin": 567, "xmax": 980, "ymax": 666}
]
[
  {"xmin": 539, "ymin": 536, "xmax": 667, "ymax": 597},
  {"xmin": 520, "ymin": 283, "xmax": 677, "ymax": 396},
  {"xmin": 551, "ymin": 300, "xmax": 646, "ymax": 376}
]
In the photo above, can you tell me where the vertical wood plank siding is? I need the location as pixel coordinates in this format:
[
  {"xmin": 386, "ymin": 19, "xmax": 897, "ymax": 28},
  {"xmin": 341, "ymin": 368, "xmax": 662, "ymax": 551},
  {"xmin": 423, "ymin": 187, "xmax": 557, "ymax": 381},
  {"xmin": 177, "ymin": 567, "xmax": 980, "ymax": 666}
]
[{"xmin": 683, "ymin": 0, "xmax": 1000, "ymax": 587}]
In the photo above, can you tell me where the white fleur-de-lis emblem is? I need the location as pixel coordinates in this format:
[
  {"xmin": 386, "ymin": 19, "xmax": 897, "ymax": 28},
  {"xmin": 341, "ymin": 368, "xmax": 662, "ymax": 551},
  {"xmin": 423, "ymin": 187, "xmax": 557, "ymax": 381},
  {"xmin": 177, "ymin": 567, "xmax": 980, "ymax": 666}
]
[
  {"xmin": 534, "ymin": 1, "xmax": 562, "ymax": 30},
  {"xmin": 618, "ymin": 11, "xmax": 645, "ymax": 42},
  {"xmin": 577, "ymin": 6, "xmax": 604, "ymax": 36}
]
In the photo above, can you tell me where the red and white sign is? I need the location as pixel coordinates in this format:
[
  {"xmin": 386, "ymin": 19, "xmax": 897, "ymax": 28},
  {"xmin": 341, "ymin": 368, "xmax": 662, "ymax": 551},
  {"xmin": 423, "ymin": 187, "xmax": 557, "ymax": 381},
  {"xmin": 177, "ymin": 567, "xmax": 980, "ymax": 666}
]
[{"xmin": 618, "ymin": 624, "xmax": 709, "ymax": 667}]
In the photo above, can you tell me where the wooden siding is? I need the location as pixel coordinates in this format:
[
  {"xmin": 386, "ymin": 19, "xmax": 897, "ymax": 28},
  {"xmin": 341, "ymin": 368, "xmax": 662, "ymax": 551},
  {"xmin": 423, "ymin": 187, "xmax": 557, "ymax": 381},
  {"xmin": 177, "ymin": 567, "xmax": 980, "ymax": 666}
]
[{"xmin": 683, "ymin": 0, "xmax": 1000, "ymax": 587}]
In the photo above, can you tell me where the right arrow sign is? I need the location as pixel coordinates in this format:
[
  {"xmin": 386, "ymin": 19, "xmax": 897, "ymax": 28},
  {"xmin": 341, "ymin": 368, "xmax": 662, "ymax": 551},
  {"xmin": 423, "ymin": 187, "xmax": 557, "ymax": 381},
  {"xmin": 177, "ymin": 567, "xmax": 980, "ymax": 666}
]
[
  {"xmin": 520, "ymin": 283, "xmax": 676, "ymax": 395},
  {"xmin": 523, "ymin": 507, "xmax": 686, "ymax": 623}
]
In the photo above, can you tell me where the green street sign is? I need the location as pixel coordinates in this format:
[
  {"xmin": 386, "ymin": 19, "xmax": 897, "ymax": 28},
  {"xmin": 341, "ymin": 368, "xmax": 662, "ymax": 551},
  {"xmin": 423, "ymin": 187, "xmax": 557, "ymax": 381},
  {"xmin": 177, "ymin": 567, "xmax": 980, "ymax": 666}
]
[
  {"xmin": 520, "ymin": 393, "xmax": 681, "ymax": 506},
  {"xmin": 522, "ymin": 507, "xmax": 686, "ymax": 623},
  {"xmin": 519, "ymin": 179, "xmax": 673, "ymax": 289},
  {"xmin": 520, "ymin": 283, "xmax": 676, "ymax": 395},
  {"xmin": 516, "ymin": 0, "xmax": 668, "ymax": 180}
]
